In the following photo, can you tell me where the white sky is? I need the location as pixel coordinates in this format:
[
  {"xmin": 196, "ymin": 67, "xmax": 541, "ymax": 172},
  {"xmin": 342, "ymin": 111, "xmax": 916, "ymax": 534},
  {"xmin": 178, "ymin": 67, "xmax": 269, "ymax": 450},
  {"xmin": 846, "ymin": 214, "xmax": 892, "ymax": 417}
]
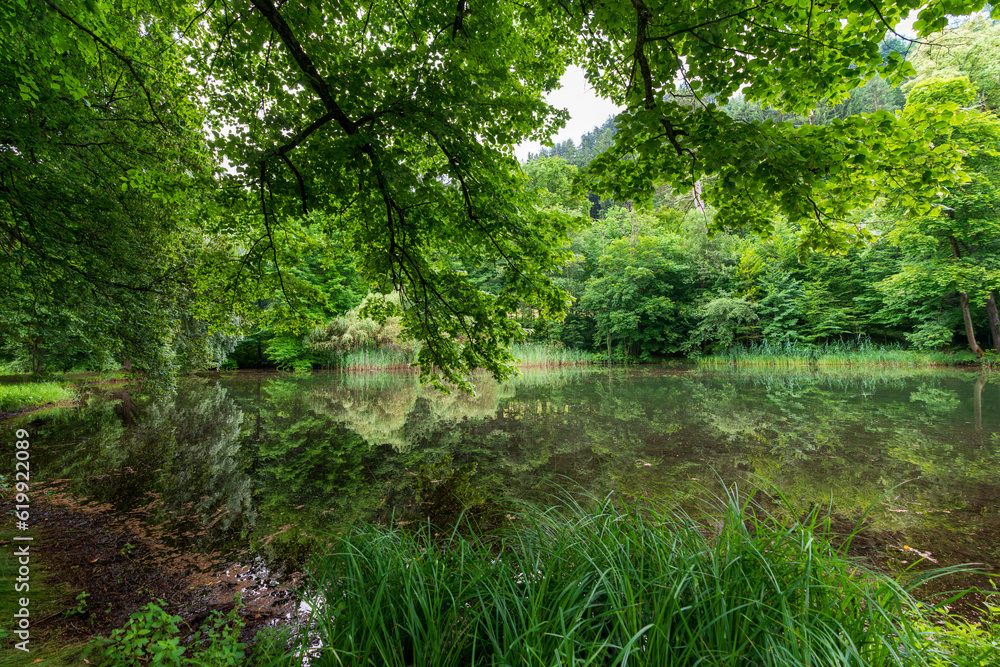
[{"xmin": 515, "ymin": 65, "xmax": 622, "ymax": 162}]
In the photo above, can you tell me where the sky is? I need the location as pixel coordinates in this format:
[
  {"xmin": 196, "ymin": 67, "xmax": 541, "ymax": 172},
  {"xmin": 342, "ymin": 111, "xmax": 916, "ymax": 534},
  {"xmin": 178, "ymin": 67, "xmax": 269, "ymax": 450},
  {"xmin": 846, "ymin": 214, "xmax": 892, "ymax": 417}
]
[{"xmin": 514, "ymin": 65, "xmax": 622, "ymax": 162}]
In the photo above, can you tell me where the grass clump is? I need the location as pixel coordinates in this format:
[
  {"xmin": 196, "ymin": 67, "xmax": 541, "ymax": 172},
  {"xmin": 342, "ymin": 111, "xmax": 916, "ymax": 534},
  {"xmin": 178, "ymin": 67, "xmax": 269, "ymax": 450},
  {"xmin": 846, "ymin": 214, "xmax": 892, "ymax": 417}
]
[
  {"xmin": 0, "ymin": 380, "xmax": 74, "ymax": 412},
  {"xmin": 266, "ymin": 492, "xmax": 990, "ymax": 666}
]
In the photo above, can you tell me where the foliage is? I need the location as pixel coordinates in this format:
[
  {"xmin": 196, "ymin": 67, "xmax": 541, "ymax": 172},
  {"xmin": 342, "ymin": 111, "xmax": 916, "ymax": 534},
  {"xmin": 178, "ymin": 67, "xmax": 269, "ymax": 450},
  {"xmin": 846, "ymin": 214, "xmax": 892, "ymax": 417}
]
[
  {"xmin": 9, "ymin": 0, "xmax": 1000, "ymax": 382},
  {"xmin": 906, "ymin": 14, "xmax": 1000, "ymax": 111},
  {"xmin": 522, "ymin": 157, "xmax": 589, "ymax": 215},
  {"xmin": 685, "ymin": 296, "xmax": 759, "ymax": 353},
  {"xmin": 190, "ymin": 0, "xmax": 577, "ymax": 391},
  {"xmin": 878, "ymin": 77, "xmax": 1000, "ymax": 355},
  {"xmin": 95, "ymin": 600, "xmax": 246, "ymax": 666},
  {"xmin": 276, "ymin": 492, "xmax": 967, "ymax": 666},
  {"xmin": 580, "ymin": 229, "xmax": 694, "ymax": 359},
  {"xmin": 0, "ymin": 0, "xmax": 220, "ymax": 389},
  {"xmin": 913, "ymin": 599, "xmax": 1000, "ymax": 666}
]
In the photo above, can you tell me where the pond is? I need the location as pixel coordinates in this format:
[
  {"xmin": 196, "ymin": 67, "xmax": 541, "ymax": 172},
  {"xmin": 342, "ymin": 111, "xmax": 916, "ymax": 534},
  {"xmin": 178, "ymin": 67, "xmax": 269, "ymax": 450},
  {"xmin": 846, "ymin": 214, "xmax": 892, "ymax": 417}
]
[{"xmin": 4, "ymin": 366, "xmax": 999, "ymax": 584}]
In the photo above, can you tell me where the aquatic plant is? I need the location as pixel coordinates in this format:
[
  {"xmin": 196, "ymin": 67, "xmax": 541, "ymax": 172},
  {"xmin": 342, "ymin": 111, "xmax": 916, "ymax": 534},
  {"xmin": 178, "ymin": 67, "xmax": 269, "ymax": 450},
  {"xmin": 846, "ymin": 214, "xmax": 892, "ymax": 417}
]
[
  {"xmin": 262, "ymin": 491, "xmax": 989, "ymax": 666},
  {"xmin": 694, "ymin": 337, "xmax": 982, "ymax": 368},
  {"xmin": 509, "ymin": 342, "xmax": 602, "ymax": 366}
]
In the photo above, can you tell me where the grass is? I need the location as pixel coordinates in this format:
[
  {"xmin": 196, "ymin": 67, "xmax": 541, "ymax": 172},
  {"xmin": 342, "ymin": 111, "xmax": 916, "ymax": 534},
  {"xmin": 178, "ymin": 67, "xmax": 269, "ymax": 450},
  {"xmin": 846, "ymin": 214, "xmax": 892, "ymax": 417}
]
[
  {"xmin": 695, "ymin": 338, "xmax": 986, "ymax": 368},
  {"xmin": 328, "ymin": 348, "xmax": 417, "ymax": 371},
  {"xmin": 261, "ymin": 490, "xmax": 995, "ymax": 667},
  {"xmin": 510, "ymin": 342, "xmax": 602, "ymax": 366},
  {"xmin": 0, "ymin": 381, "xmax": 74, "ymax": 412}
]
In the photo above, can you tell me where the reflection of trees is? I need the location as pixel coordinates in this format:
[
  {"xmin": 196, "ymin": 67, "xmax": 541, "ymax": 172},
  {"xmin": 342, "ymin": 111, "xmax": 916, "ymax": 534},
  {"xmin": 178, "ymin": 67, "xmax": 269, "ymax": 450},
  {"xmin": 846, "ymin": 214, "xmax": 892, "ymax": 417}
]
[
  {"xmin": 133, "ymin": 380, "xmax": 252, "ymax": 538},
  {"xmin": 677, "ymin": 369, "xmax": 1000, "ymax": 529},
  {"xmin": 269, "ymin": 374, "xmax": 515, "ymax": 452},
  {"xmin": 21, "ymin": 381, "xmax": 253, "ymax": 552}
]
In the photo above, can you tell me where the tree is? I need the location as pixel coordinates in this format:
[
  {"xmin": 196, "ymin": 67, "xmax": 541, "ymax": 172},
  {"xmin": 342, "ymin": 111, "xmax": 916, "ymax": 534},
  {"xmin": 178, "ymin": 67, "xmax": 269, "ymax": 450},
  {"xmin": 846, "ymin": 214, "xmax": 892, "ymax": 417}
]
[
  {"xmin": 13, "ymin": 0, "xmax": 1000, "ymax": 383},
  {"xmin": 879, "ymin": 77, "xmax": 1000, "ymax": 355},
  {"xmin": 905, "ymin": 13, "xmax": 1000, "ymax": 111},
  {"xmin": 191, "ymin": 0, "xmax": 577, "ymax": 391},
  {"xmin": 522, "ymin": 157, "xmax": 589, "ymax": 216},
  {"xmin": 580, "ymin": 231, "xmax": 694, "ymax": 359},
  {"xmin": 581, "ymin": 1, "xmax": 995, "ymax": 250},
  {"xmin": 0, "ymin": 0, "xmax": 221, "ymax": 385}
]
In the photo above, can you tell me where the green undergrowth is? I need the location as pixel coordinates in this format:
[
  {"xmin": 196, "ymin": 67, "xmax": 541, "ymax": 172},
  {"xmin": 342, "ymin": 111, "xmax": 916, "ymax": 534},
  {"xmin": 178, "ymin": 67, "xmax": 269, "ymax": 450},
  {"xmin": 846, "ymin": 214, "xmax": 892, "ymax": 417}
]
[
  {"xmin": 253, "ymin": 491, "xmax": 999, "ymax": 666},
  {"xmin": 92, "ymin": 600, "xmax": 246, "ymax": 666},
  {"xmin": 0, "ymin": 381, "xmax": 74, "ymax": 412},
  {"xmin": 696, "ymin": 339, "xmax": 991, "ymax": 368}
]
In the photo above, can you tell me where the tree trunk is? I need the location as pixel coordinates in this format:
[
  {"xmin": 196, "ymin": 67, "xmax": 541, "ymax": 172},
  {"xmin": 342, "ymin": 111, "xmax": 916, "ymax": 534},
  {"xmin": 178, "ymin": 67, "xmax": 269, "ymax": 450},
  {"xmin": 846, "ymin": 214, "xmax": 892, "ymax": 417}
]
[
  {"xmin": 986, "ymin": 289, "xmax": 1000, "ymax": 351},
  {"xmin": 959, "ymin": 291, "xmax": 984, "ymax": 357}
]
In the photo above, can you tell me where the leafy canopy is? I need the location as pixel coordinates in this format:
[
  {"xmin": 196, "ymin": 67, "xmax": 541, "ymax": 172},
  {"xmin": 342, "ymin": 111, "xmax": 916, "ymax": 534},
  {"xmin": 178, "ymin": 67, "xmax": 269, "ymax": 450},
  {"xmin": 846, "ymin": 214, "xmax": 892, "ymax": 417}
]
[{"xmin": 8, "ymin": 0, "xmax": 1000, "ymax": 385}]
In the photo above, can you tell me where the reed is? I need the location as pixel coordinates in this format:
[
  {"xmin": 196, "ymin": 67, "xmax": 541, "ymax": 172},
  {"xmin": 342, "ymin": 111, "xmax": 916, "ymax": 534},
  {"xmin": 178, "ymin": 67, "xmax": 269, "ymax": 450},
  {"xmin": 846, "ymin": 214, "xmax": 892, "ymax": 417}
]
[
  {"xmin": 510, "ymin": 343, "xmax": 602, "ymax": 367},
  {"xmin": 329, "ymin": 348, "xmax": 416, "ymax": 371},
  {"xmin": 263, "ymin": 491, "xmax": 983, "ymax": 666},
  {"xmin": 695, "ymin": 337, "xmax": 970, "ymax": 368}
]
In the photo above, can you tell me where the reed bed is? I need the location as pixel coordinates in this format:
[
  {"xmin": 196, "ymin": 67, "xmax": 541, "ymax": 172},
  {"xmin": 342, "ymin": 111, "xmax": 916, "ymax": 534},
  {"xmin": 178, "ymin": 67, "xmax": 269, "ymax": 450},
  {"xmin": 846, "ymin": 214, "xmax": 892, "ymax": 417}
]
[
  {"xmin": 510, "ymin": 343, "xmax": 602, "ymax": 367},
  {"xmin": 0, "ymin": 380, "xmax": 74, "ymax": 411},
  {"xmin": 328, "ymin": 348, "xmax": 417, "ymax": 371},
  {"xmin": 695, "ymin": 338, "xmax": 969, "ymax": 368},
  {"xmin": 324, "ymin": 343, "xmax": 599, "ymax": 373},
  {"xmin": 265, "ymin": 492, "xmax": 982, "ymax": 667}
]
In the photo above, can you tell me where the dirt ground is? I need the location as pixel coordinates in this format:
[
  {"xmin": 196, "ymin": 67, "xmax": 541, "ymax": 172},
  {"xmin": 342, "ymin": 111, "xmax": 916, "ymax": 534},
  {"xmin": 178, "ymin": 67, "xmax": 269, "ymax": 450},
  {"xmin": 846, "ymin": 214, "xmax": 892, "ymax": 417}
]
[{"xmin": 4, "ymin": 491, "xmax": 299, "ymax": 649}]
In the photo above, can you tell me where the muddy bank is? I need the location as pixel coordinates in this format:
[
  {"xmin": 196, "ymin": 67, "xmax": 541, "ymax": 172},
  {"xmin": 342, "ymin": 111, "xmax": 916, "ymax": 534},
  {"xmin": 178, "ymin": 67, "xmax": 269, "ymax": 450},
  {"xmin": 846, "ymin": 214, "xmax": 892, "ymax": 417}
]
[{"xmin": 3, "ymin": 491, "xmax": 298, "ymax": 648}]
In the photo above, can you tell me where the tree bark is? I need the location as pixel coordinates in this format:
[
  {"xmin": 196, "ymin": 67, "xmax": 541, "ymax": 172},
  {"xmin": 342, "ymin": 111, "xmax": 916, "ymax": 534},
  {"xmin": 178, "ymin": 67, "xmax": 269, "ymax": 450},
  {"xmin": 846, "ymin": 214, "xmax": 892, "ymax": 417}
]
[
  {"xmin": 959, "ymin": 291, "xmax": 984, "ymax": 357},
  {"xmin": 986, "ymin": 289, "xmax": 1000, "ymax": 351}
]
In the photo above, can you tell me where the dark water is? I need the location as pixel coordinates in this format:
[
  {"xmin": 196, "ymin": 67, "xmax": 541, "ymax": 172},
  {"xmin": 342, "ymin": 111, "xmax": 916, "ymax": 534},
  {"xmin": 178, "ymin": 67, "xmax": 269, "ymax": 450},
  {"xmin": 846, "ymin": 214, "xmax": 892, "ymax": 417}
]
[{"xmin": 3, "ymin": 367, "xmax": 999, "ymax": 578}]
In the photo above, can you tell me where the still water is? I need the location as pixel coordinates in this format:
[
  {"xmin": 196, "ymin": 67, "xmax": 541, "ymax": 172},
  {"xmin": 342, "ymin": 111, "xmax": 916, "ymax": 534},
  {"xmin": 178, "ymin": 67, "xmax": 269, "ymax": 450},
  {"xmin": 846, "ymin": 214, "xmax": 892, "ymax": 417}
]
[{"xmin": 4, "ymin": 366, "xmax": 999, "ymax": 577}]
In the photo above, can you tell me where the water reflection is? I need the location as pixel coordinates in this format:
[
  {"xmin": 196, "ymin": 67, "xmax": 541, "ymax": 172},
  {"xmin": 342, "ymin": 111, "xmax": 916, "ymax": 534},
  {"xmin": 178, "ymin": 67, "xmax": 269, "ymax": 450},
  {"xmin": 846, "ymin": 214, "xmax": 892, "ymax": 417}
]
[{"xmin": 3, "ymin": 367, "xmax": 999, "ymax": 575}]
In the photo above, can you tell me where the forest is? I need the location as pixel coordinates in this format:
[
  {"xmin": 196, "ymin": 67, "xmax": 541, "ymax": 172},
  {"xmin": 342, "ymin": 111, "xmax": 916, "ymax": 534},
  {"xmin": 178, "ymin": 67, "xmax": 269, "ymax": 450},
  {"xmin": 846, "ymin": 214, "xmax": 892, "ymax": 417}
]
[
  {"xmin": 3, "ymin": 0, "xmax": 999, "ymax": 394},
  {"xmin": 5, "ymin": 1, "xmax": 1000, "ymax": 664}
]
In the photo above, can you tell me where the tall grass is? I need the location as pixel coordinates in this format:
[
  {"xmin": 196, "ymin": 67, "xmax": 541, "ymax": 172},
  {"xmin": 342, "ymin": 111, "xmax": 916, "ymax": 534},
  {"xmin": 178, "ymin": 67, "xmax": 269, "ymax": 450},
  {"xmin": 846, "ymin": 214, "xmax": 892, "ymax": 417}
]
[
  {"xmin": 328, "ymin": 348, "xmax": 416, "ymax": 371},
  {"xmin": 510, "ymin": 343, "xmax": 601, "ymax": 367},
  {"xmin": 0, "ymin": 381, "xmax": 74, "ymax": 412},
  {"xmin": 268, "ymin": 492, "xmax": 979, "ymax": 666},
  {"xmin": 696, "ymin": 337, "xmax": 979, "ymax": 368},
  {"xmin": 323, "ymin": 343, "xmax": 599, "ymax": 373}
]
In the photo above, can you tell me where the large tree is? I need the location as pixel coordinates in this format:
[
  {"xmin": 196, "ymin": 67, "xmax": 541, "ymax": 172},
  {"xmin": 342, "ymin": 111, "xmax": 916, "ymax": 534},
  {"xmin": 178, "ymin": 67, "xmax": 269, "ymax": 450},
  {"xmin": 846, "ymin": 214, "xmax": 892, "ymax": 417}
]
[{"xmin": 0, "ymin": 0, "xmax": 219, "ymax": 385}]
